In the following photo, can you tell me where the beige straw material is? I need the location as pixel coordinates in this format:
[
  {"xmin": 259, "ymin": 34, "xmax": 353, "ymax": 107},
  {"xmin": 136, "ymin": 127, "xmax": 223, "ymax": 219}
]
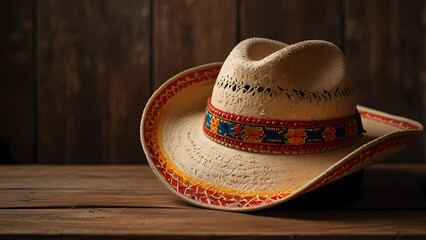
[
  {"xmin": 211, "ymin": 38, "xmax": 356, "ymax": 121},
  {"xmin": 142, "ymin": 64, "xmax": 422, "ymax": 211},
  {"xmin": 160, "ymin": 84, "xmax": 412, "ymax": 193},
  {"xmin": 141, "ymin": 38, "xmax": 423, "ymax": 211}
]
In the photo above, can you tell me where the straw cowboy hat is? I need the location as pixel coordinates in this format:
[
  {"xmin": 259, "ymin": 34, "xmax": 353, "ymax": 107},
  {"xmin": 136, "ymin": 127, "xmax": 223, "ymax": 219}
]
[{"xmin": 140, "ymin": 38, "xmax": 423, "ymax": 211}]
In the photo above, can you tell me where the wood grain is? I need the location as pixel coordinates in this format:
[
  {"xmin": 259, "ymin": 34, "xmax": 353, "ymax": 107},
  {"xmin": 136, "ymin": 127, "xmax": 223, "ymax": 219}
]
[
  {"xmin": 37, "ymin": 0, "xmax": 151, "ymax": 164},
  {"xmin": 153, "ymin": 0, "xmax": 237, "ymax": 89},
  {"xmin": 239, "ymin": 0, "xmax": 343, "ymax": 47},
  {"xmin": 0, "ymin": 0, "xmax": 34, "ymax": 164},
  {"xmin": 1, "ymin": 208, "xmax": 425, "ymax": 239},
  {"xmin": 1, "ymin": 0, "xmax": 425, "ymax": 166},
  {"xmin": 345, "ymin": 0, "xmax": 426, "ymax": 163},
  {"xmin": 0, "ymin": 165, "xmax": 425, "ymax": 210},
  {"xmin": 0, "ymin": 165, "xmax": 187, "ymax": 209},
  {"xmin": 0, "ymin": 164, "xmax": 425, "ymax": 239}
]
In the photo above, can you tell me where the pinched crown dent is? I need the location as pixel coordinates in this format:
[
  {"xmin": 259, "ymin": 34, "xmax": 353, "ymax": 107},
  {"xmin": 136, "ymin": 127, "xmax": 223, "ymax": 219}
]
[{"xmin": 211, "ymin": 38, "xmax": 357, "ymax": 121}]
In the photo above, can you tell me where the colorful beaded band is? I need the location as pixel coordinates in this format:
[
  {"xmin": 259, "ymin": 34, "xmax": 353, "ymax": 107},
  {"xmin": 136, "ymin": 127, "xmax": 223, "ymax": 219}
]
[{"xmin": 203, "ymin": 98, "xmax": 364, "ymax": 154}]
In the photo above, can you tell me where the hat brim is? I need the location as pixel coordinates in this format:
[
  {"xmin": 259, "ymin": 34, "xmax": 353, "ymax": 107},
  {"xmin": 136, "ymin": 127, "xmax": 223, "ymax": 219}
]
[{"xmin": 140, "ymin": 63, "xmax": 423, "ymax": 212}]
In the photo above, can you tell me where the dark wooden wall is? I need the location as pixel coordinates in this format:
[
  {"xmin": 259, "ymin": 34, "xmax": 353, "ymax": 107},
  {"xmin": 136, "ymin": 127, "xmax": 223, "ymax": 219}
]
[{"xmin": 1, "ymin": 0, "xmax": 425, "ymax": 164}]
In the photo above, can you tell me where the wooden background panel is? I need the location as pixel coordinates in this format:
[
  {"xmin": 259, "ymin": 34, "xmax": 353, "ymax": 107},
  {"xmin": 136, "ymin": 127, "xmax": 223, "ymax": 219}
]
[
  {"xmin": 345, "ymin": 0, "xmax": 425, "ymax": 163},
  {"xmin": 153, "ymin": 0, "xmax": 237, "ymax": 88},
  {"xmin": 0, "ymin": 0, "xmax": 424, "ymax": 164},
  {"xmin": 239, "ymin": 0, "xmax": 343, "ymax": 47},
  {"xmin": 37, "ymin": 0, "xmax": 151, "ymax": 164},
  {"xmin": 0, "ymin": 0, "xmax": 34, "ymax": 164}
]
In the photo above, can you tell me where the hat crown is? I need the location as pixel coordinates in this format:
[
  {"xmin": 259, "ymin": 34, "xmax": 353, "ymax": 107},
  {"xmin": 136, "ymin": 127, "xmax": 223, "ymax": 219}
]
[{"xmin": 211, "ymin": 38, "xmax": 356, "ymax": 121}]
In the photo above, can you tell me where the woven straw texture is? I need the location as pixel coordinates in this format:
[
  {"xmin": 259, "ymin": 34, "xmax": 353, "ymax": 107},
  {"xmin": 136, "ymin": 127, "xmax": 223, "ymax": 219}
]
[{"xmin": 141, "ymin": 63, "xmax": 422, "ymax": 211}]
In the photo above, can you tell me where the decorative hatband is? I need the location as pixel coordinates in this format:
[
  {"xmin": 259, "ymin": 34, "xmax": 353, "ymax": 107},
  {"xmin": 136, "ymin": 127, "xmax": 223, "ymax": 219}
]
[{"xmin": 203, "ymin": 98, "xmax": 364, "ymax": 154}]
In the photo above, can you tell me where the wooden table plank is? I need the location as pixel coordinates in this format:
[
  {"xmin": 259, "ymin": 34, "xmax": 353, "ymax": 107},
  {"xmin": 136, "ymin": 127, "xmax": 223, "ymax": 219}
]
[
  {"xmin": 0, "ymin": 189, "xmax": 188, "ymax": 209},
  {"xmin": 0, "ymin": 208, "xmax": 425, "ymax": 239},
  {"xmin": 0, "ymin": 165, "xmax": 158, "ymax": 189},
  {"xmin": 1, "ymin": 165, "xmax": 425, "ymax": 210},
  {"xmin": 0, "ymin": 164, "xmax": 425, "ymax": 239},
  {"xmin": 0, "ymin": 165, "xmax": 186, "ymax": 209}
]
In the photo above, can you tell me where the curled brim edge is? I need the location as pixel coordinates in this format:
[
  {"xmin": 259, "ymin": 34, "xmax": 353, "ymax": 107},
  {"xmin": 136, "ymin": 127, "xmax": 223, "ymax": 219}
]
[{"xmin": 140, "ymin": 62, "xmax": 423, "ymax": 212}]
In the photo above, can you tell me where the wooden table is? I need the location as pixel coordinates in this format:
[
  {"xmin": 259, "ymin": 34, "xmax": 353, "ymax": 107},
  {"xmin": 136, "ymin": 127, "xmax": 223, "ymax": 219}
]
[{"xmin": 1, "ymin": 164, "xmax": 425, "ymax": 239}]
